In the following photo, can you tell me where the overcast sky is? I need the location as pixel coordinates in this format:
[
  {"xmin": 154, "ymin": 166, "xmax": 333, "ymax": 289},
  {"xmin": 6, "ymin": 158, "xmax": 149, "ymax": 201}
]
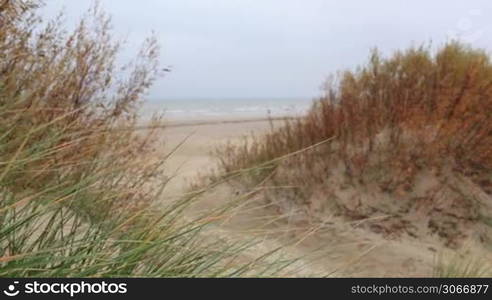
[{"xmin": 42, "ymin": 0, "xmax": 492, "ymax": 100}]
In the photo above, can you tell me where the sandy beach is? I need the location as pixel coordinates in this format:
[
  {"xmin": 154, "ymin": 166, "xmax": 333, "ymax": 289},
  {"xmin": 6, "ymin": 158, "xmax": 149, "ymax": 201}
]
[{"xmin": 156, "ymin": 117, "xmax": 281, "ymax": 196}]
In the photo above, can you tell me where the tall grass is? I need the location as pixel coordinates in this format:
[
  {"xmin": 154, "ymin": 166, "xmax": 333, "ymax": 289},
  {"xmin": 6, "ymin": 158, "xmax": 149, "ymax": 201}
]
[
  {"xmin": 214, "ymin": 43, "xmax": 492, "ymax": 259},
  {"xmin": 217, "ymin": 42, "xmax": 492, "ymax": 193},
  {"xmin": 434, "ymin": 250, "xmax": 492, "ymax": 278},
  {"xmin": 0, "ymin": 1, "xmax": 295, "ymax": 277}
]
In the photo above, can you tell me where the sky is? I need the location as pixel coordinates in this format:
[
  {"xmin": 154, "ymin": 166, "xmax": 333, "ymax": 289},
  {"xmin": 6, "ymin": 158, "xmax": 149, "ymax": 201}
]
[{"xmin": 42, "ymin": 0, "xmax": 492, "ymax": 100}]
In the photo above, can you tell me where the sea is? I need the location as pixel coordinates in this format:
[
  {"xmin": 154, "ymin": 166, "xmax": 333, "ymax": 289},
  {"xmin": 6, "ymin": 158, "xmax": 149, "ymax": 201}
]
[{"xmin": 140, "ymin": 98, "xmax": 314, "ymax": 121}]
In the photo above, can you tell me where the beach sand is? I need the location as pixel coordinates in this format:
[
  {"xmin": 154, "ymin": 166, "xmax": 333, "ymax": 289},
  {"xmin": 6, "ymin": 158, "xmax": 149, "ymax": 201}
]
[{"xmin": 156, "ymin": 117, "xmax": 281, "ymax": 197}]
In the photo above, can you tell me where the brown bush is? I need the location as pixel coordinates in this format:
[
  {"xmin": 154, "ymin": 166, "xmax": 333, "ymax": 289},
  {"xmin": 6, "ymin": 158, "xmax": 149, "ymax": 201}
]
[
  {"xmin": 214, "ymin": 42, "xmax": 492, "ymax": 247},
  {"xmin": 217, "ymin": 43, "xmax": 492, "ymax": 183},
  {"xmin": 0, "ymin": 1, "xmax": 161, "ymax": 191}
]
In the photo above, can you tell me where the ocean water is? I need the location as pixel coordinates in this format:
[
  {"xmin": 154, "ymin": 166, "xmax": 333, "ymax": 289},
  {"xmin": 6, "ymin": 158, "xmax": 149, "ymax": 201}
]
[{"xmin": 141, "ymin": 98, "xmax": 313, "ymax": 120}]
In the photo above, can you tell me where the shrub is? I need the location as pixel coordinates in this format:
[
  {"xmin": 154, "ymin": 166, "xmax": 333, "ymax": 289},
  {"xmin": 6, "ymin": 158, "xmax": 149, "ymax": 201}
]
[
  {"xmin": 215, "ymin": 43, "xmax": 492, "ymax": 248},
  {"xmin": 217, "ymin": 43, "xmax": 492, "ymax": 179}
]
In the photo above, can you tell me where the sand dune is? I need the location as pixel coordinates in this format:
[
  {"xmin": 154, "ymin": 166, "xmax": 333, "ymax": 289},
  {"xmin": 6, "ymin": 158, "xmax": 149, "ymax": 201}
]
[{"xmin": 142, "ymin": 116, "xmax": 492, "ymax": 277}]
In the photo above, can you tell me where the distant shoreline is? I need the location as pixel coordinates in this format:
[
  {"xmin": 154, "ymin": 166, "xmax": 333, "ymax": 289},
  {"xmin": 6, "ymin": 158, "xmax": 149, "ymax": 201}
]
[
  {"xmin": 163, "ymin": 115, "xmax": 297, "ymax": 128},
  {"xmin": 139, "ymin": 98, "xmax": 313, "ymax": 124},
  {"xmin": 130, "ymin": 115, "xmax": 298, "ymax": 131}
]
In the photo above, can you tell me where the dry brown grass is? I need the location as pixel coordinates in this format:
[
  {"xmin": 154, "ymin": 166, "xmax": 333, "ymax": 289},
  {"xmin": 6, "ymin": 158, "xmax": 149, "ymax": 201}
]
[
  {"xmin": 217, "ymin": 42, "xmax": 492, "ymax": 187},
  {"xmin": 215, "ymin": 43, "xmax": 492, "ymax": 248},
  {"xmin": 0, "ymin": 1, "xmax": 162, "ymax": 203},
  {"xmin": 0, "ymin": 1, "xmax": 299, "ymax": 277}
]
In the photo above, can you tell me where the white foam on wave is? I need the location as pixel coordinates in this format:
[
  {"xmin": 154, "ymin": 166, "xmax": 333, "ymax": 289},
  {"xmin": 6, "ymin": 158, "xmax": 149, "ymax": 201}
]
[{"xmin": 140, "ymin": 98, "xmax": 313, "ymax": 120}]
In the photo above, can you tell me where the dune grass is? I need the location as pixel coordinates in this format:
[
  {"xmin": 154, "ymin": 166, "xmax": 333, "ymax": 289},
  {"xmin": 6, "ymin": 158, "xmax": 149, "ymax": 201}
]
[
  {"xmin": 434, "ymin": 250, "xmax": 492, "ymax": 278},
  {"xmin": 214, "ymin": 43, "xmax": 492, "ymax": 276},
  {"xmin": 0, "ymin": 1, "xmax": 300, "ymax": 278},
  {"xmin": 216, "ymin": 43, "xmax": 492, "ymax": 184},
  {"xmin": 216, "ymin": 42, "xmax": 492, "ymax": 210}
]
